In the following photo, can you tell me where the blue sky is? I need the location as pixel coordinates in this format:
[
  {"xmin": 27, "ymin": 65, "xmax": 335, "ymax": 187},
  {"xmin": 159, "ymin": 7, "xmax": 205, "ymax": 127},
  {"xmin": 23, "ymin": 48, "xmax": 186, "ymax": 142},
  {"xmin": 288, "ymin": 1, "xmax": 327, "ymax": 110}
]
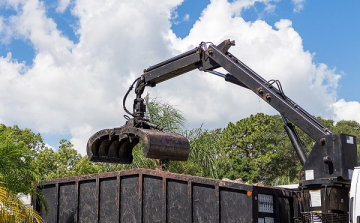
[{"xmin": 0, "ymin": 0, "xmax": 359, "ymax": 152}]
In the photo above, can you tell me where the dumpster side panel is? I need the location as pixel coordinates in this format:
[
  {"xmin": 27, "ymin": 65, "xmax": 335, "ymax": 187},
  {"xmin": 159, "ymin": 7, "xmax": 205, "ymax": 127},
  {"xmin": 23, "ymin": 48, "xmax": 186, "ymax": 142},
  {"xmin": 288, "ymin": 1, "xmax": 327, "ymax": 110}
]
[
  {"xmin": 99, "ymin": 177, "xmax": 118, "ymax": 222},
  {"xmin": 78, "ymin": 180, "xmax": 97, "ymax": 223},
  {"xmin": 120, "ymin": 175, "xmax": 140, "ymax": 222},
  {"xmin": 59, "ymin": 183, "xmax": 76, "ymax": 223},
  {"xmin": 167, "ymin": 179, "xmax": 190, "ymax": 223},
  {"xmin": 220, "ymin": 187, "xmax": 252, "ymax": 223},
  {"xmin": 143, "ymin": 176, "xmax": 163, "ymax": 223},
  {"xmin": 192, "ymin": 183, "xmax": 217, "ymax": 223}
]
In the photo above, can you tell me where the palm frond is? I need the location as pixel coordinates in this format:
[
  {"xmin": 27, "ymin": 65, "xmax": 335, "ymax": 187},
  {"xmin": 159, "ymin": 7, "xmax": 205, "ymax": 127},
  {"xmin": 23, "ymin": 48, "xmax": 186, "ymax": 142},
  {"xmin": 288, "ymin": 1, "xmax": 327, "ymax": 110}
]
[{"xmin": 0, "ymin": 177, "xmax": 43, "ymax": 223}]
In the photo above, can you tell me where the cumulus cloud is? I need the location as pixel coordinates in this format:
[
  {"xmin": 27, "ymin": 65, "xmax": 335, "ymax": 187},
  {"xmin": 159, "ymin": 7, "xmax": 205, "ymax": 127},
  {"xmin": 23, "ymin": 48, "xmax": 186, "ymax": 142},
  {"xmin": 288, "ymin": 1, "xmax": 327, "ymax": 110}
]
[
  {"xmin": 332, "ymin": 99, "xmax": 360, "ymax": 123},
  {"xmin": 0, "ymin": 0, "xmax": 358, "ymax": 155}
]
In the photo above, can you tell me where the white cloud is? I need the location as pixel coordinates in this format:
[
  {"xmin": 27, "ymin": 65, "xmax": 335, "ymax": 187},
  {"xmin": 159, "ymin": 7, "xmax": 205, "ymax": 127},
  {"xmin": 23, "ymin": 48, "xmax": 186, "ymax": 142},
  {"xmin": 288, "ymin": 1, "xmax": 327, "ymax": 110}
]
[
  {"xmin": 292, "ymin": 0, "xmax": 305, "ymax": 13},
  {"xmin": 56, "ymin": 0, "xmax": 71, "ymax": 13},
  {"xmin": 231, "ymin": 0, "xmax": 277, "ymax": 17},
  {"xmin": 70, "ymin": 124, "xmax": 93, "ymax": 155},
  {"xmin": 1, "ymin": 0, "xmax": 26, "ymax": 8},
  {"xmin": 332, "ymin": 99, "xmax": 360, "ymax": 123},
  {"xmin": 0, "ymin": 0, "xmax": 358, "ymax": 156},
  {"xmin": 0, "ymin": 16, "xmax": 13, "ymax": 44}
]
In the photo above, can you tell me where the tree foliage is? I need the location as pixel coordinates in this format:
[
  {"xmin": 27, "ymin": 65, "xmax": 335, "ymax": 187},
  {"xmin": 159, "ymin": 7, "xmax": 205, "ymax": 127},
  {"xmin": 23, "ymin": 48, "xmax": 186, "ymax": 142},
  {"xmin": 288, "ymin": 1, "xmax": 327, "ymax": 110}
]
[
  {"xmin": 36, "ymin": 139, "xmax": 103, "ymax": 179},
  {"xmin": 167, "ymin": 127, "xmax": 226, "ymax": 179},
  {"xmin": 219, "ymin": 114, "xmax": 360, "ymax": 185},
  {"xmin": 0, "ymin": 124, "xmax": 43, "ymax": 195},
  {"xmin": 144, "ymin": 94, "xmax": 186, "ymax": 133},
  {"xmin": 219, "ymin": 114, "xmax": 301, "ymax": 184}
]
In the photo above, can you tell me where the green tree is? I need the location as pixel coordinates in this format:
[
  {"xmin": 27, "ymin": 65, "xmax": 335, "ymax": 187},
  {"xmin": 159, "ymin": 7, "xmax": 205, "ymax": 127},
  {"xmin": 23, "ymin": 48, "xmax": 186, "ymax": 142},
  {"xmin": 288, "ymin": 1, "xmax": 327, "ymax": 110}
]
[
  {"xmin": 34, "ymin": 147, "xmax": 58, "ymax": 179},
  {"xmin": 72, "ymin": 156, "xmax": 104, "ymax": 176},
  {"xmin": 0, "ymin": 124, "xmax": 44, "ymax": 152},
  {"xmin": 0, "ymin": 124, "xmax": 43, "ymax": 195},
  {"xmin": 36, "ymin": 140, "xmax": 104, "ymax": 179},
  {"xmin": 0, "ymin": 143, "xmax": 41, "ymax": 194},
  {"xmin": 220, "ymin": 113, "xmax": 302, "ymax": 184},
  {"xmin": 55, "ymin": 139, "xmax": 82, "ymax": 177}
]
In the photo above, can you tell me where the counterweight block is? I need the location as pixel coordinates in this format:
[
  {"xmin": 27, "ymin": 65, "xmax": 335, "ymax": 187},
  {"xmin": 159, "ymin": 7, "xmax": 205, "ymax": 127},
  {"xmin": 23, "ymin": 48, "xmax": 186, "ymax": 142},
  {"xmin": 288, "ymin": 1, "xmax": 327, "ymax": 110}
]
[{"xmin": 87, "ymin": 126, "xmax": 190, "ymax": 164}]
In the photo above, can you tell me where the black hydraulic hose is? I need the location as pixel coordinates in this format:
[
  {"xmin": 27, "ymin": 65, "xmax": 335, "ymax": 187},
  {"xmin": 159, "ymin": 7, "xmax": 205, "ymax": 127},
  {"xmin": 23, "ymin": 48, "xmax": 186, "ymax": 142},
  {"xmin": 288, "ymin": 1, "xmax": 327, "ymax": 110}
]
[{"xmin": 123, "ymin": 77, "xmax": 140, "ymax": 117}]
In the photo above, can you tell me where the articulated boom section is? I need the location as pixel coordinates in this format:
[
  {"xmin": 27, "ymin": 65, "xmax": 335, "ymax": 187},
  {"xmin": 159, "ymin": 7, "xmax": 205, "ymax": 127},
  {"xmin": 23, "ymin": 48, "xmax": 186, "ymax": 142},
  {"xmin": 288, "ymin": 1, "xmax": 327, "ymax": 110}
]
[{"xmin": 87, "ymin": 39, "xmax": 358, "ymax": 219}]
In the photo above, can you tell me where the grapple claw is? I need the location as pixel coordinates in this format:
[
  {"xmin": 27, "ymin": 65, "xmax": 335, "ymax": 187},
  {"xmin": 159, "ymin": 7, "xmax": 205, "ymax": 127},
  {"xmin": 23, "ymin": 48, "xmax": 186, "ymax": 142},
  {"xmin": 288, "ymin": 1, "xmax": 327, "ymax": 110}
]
[{"xmin": 87, "ymin": 126, "xmax": 190, "ymax": 164}]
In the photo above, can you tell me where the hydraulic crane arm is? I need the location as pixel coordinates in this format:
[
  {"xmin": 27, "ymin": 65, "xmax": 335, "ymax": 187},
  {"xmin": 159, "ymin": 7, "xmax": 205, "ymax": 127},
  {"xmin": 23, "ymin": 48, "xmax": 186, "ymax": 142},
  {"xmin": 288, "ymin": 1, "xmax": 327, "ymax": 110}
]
[
  {"xmin": 137, "ymin": 40, "xmax": 333, "ymax": 165},
  {"xmin": 87, "ymin": 39, "xmax": 357, "ymax": 185},
  {"xmin": 142, "ymin": 40, "xmax": 329, "ymax": 141},
  {"xmin": 143, "ymin": 40, "xmax": 331, "ymax": 140}
]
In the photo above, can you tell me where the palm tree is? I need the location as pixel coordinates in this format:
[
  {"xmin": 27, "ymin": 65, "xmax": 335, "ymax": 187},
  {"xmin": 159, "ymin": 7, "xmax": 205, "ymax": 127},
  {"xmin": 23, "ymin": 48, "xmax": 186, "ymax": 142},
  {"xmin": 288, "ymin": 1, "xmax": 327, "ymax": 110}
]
[{"xmin": 0, "ymin": 176, "xmax": 43, "ymax": 223}]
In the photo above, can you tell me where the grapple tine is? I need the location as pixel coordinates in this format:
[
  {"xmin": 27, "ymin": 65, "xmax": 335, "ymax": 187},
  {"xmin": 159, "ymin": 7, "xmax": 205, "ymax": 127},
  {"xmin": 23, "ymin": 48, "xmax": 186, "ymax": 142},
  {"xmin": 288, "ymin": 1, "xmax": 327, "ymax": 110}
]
[{"xmin": 87, "ymin": 128, "xmax": 137, "ymax": 163}]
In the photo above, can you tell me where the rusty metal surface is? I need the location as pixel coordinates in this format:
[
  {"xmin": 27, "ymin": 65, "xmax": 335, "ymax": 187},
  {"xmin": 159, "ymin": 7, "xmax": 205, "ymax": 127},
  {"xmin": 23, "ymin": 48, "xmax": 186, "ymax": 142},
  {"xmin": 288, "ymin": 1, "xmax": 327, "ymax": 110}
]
[
  {"xmin": 87, "ymin": 127, "xmax": 190, "ymax": 164},
  {"xmin": 140, "ymin": 128, "xmax": 190, "ymax": 160},
  {"xmin": 36, "ymin": 168, "xmax": 298, "ymax": 223}
]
